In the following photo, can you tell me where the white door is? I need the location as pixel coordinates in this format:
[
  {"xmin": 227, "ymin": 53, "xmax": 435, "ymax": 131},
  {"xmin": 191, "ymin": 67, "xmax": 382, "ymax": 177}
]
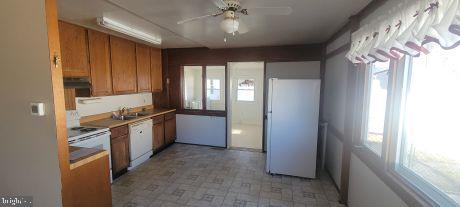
[{"xmin": 267, "ymin": 79, "xmax": 321, "ymax": 178}]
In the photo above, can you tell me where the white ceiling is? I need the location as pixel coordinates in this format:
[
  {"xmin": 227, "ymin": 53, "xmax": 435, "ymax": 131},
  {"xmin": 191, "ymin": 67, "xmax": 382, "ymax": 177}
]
[{"xmin": 57, "ymin": 0, "xmax": 371, "ymax": 49}]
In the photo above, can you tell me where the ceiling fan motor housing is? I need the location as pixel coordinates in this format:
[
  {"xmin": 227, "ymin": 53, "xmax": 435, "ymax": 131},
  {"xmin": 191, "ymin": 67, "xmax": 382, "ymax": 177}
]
[{"xmin": 224, "ymin": 0, "xmax": 242, "ymax": 12}]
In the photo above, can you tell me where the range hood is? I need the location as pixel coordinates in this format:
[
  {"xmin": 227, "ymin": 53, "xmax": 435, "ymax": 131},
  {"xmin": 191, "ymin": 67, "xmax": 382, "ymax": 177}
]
[{"xmin": 63, "ymin": 77, "xmax": 91, "ymax": 89}]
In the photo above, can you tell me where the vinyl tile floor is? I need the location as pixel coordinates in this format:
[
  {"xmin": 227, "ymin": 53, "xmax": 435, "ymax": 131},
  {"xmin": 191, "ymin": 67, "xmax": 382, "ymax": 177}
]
[{"xmin": 111, "ymin": 144, "xmax": 345, "ymax": 207}]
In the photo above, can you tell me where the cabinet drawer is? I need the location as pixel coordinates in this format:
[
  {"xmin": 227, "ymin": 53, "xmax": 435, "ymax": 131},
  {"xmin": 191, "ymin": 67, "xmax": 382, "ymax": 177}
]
[
  {"xmin": 110, "ymin": 125, "xmax": 128, "ymax": 138},
  {"xmin": 152, "ymin": 115, "xmax": 164, "ymax": 124},
  {"xmin": 164, "ymin": 112, "xmax": 175, "ymax": 120}
]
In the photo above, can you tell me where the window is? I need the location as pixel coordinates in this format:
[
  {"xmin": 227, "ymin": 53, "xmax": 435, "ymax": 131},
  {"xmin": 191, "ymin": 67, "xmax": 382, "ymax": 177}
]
[
  {"xmin": 183, "ymin": 66, "xmax": 203, "ymax": 110},
  {"xmin": 395, "ymin": 46, "xmax": 460, "ymax": 206},
  {"xmin": 207, "ymin": 79, "xmax": 220, "ymax": 101},
  {"xmin": 237, "ymin": 79, "xmax": 255, "ymax": 101},
  {"xmin": 206, "ymin": 66, "xmax": 225, "ymax": 111},
  {"xmin": 182, "ymin": 65, "xmax": 225, "ymax": 112},
  {"xmin": 362, "ymin": 61, "xmax": 391, "ymax": 156}
]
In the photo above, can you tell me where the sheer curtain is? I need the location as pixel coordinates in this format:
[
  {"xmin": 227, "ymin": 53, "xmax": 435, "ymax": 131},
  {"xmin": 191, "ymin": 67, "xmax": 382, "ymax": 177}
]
[{"xmin": 347, "ymin": 0, "xmax": 460, "ymax": 64}]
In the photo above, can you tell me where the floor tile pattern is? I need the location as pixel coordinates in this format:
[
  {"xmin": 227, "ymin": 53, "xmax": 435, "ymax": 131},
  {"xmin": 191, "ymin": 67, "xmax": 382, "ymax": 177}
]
[{"xmin": 112, "ymin": 144, "xmax": 345, "ymax": 207}]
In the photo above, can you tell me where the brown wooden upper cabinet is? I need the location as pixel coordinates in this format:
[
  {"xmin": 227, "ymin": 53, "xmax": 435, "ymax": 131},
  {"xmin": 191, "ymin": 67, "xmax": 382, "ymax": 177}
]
[
  {"xmin": 88, "ymin": 30, "xmax": 113, "ymax": 96},
  {"xmin": 58, "ymin": 21, "xmax": 90, "ymax": 77},
  {"xmin": 136, "ymin": 44, "xmax": 152, "ymax": 93},
  {"xmin": 150, "ymin": 47, "xmax": 163, "ymax": 92},
  {"xmin": 110, "ymin": 36, "xmax": 137, "ymax": 94}
]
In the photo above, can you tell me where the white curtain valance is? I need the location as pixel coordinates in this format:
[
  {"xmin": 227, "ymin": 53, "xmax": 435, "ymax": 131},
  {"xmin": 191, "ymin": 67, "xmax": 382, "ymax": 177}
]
[{"xmin": 346, "ymin": 0, "xmax": 460, "ymax": 64}]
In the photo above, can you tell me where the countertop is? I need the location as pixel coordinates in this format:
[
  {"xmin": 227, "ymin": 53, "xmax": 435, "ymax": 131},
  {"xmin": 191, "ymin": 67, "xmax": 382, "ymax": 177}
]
[
  {"xmin": 69, "ymin": 146, "xmax": 109, "ymax": 170},
  {"xmin": 83, "ymin": 108, "xmax": 176, "ymax": 128}
]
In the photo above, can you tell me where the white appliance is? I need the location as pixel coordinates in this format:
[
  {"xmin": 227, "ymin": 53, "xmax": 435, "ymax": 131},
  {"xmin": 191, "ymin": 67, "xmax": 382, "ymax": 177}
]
[
  {"xmin": 67, "ymin": 126, "xmax": 112, "ymax": 182},
  {"xmin": 266, "ymin": 79, "xmax": 321, "ymax": 178},
  {"xmin": 128, "ymin": 119, "xmax": 153, "ymax": 170}
]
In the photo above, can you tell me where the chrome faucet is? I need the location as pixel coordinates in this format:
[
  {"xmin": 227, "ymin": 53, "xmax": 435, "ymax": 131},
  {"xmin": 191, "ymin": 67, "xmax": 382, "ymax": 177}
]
[{"xmin": 119, "ymin": 107, "xmax": 129, "ymax": 116}]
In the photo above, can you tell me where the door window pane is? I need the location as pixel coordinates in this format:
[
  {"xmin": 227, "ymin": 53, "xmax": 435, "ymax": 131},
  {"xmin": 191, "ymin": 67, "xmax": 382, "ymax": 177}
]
[
  {"xmin": 206, "ymin": 66, "xmax": 225, "ymax": 111},
  {"xmin": 397, "ymin": 46, "xmax": 460, "ymax": 205},
  {"xmin": 364, "ymin": 61, "xmax": 390, "ymax": 156},
  {"xmin": 237, "ymin": 79, "xmax": 255, "ymax": 101},
  {"xmin": 183, "ymin": 66, "xmax": 202, "ymax": 109}
]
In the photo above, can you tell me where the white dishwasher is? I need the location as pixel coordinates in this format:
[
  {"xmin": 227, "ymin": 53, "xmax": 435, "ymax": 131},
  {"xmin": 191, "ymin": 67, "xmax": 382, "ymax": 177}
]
[{"xmin": 128, "ymin": 119, "xmax": 153, "ymax": 170}]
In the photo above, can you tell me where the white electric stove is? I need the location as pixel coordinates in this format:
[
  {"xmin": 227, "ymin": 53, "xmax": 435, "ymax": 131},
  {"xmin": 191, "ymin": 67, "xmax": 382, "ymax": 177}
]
[{"xmin": 67, "ymin": 126, "xmax": 113, "ymax": 182}]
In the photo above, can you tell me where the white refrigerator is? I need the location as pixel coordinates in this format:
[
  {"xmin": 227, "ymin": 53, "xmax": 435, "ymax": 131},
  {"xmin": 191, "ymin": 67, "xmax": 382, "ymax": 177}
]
[{"xmin": 266, "ymin": 79, "xmax": 321, "ymax": 178}]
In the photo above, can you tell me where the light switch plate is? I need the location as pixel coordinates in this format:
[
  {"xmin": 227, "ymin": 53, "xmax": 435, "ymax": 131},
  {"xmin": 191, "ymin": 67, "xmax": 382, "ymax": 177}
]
[{"xmin": 30, "ymin": 103, "xmax": 45, "ymax": 116}]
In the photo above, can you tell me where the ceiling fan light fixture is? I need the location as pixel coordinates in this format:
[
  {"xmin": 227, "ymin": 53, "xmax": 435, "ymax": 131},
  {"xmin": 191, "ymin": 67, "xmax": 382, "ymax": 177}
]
[{"xmin": 220, "ymin": 18, "xmax": 239, "ymax": 34}]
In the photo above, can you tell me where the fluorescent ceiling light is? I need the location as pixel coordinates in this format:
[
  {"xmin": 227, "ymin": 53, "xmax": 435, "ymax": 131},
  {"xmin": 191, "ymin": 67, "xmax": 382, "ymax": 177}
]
[{"xmin": 97, "ymin": 17, "xmax": 161, "ymax": 45}]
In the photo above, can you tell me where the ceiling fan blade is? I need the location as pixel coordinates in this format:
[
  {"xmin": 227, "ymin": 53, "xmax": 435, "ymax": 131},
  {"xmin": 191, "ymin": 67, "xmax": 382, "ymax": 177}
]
[
  {"xmin": 177, "ymin": 11, "xmax": 223, "ymax": 25},
  {"xmin": 238, "ymin": 20, "xmax": 249, "ymax": 34},
  {"xmin": 244, "ymin": 7, "xmax": 293, "ymax": 16},
  {"xmin": 209, "ymin": 0, "xmax": 228, "ymax": 9}
]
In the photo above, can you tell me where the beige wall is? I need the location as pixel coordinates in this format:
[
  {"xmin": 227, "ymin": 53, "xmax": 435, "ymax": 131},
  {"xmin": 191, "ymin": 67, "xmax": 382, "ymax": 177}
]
[
  {"xmin": 348, "ymin": 154, "xmax": 408, "ymax": 207},
  {"xmin": 0, "ymin": 1, "xmax": 63, "ymax": 207}
]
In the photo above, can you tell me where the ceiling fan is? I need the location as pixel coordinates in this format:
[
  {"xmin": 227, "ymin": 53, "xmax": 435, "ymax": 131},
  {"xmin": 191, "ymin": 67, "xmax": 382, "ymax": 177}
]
[{"xmin": 177, "ymin": 0, "xmax": 293, "ymax": 36}]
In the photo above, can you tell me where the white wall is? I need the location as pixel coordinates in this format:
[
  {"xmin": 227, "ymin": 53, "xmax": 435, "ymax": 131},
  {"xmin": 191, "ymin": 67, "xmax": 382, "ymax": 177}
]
[
  {"xmin": 229, "ymin": 62, "xmax": 264, "ymax": 126},
  {"xmin": 323, "ymin": 32, "xmax": 350, "ymax": 188},
  {"xmin": 325, "ymin": 133, "xmax": 343, "ymax": 189},
  {"xmin": 348, "ymin": 154, "xmax": 409, "ymax": 207},
  {"xmin": 75, "ymin": 93, "xmax": 152, "ymax": 117},
  {"xmin": 0, "ymin": 1, "xmax": 63, "ymax": 206},
  {"xmin": 176, "ymin": 114, "xmax": 226, "ymax": 147},
  {"xmin": 323, "ymin": 52, "xmax": 348, "ymax": 133}
]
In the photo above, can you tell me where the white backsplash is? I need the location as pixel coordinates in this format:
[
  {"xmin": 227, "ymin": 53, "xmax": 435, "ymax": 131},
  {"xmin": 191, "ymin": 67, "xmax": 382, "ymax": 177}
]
[
  {"xmin": 66, "ymin": 110, "xmax": 81, "ymax": 128},
  {"xmin": 75, "ymin": 93, "xmax": 153, "ymax": 117}
]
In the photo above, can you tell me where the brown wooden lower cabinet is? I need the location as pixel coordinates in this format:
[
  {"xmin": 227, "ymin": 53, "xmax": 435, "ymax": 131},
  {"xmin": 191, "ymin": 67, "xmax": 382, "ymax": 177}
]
[
  {"xmin": 164, "ymin": 113, "xmax": 176, "ymax": 145},
  {"xmin": 152, "ymin": 115, "xmax": 165, "ymax": 151},
  {"xmin": 70, "ymin": 154, "xmax": 112, "ymax": 207},
  {"xmin": 110, "ymin": 126, "xmax": 130, "ymax": 175}
]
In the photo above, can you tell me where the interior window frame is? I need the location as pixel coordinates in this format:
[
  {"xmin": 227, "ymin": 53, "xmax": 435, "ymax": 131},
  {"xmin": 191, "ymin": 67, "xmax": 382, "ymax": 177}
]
[
  {"xmin": 180, "ymin": 65, "xmax": 227, "ymax": 116},
  {"xmin": 360, "ymin": 60, "xmax": 395, "ymax": 158}
]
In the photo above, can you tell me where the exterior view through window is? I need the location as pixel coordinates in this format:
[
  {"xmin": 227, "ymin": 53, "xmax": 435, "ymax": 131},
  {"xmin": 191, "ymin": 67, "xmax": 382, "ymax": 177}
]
[
  {"xmin": 207, "ymin": 79, "xmax": 220, "ymax": 101},
  {"xmin": 396, "ymin": 46, "xmax": 460, "ymax": 205},
  {"xmin": 237, "ymin": 79, "xmax": 255, "ymax": 101},
  {"xmin": 205, "ymin": 66, "xmax": 225, "ymax": 111},
  {"xmin": 364, "ymin": 61, "xmax": 390, "ymax": 156},
  {"xmin": 183, "ymin": 66, "xmax": 203, "ymax": 110}
]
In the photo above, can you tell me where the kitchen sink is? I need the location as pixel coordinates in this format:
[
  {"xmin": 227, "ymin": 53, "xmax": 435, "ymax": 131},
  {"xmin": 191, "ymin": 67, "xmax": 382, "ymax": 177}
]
[
  {"xmin": 112, "ymin": 115, "xmax": 138, "ymax": 121},
  {"xmin": 129, "ymin": 112, "xmax": 149, "ymax": 117},
  {"xmin": 112, "ymin": 111, "xmax": 150, "ymax": 121}
]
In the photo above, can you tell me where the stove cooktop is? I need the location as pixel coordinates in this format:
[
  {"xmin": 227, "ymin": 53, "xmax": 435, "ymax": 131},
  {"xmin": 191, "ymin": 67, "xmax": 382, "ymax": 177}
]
[{"xmin": 67, "ymin": 126, "xmax": 109, "ymax": 140}]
